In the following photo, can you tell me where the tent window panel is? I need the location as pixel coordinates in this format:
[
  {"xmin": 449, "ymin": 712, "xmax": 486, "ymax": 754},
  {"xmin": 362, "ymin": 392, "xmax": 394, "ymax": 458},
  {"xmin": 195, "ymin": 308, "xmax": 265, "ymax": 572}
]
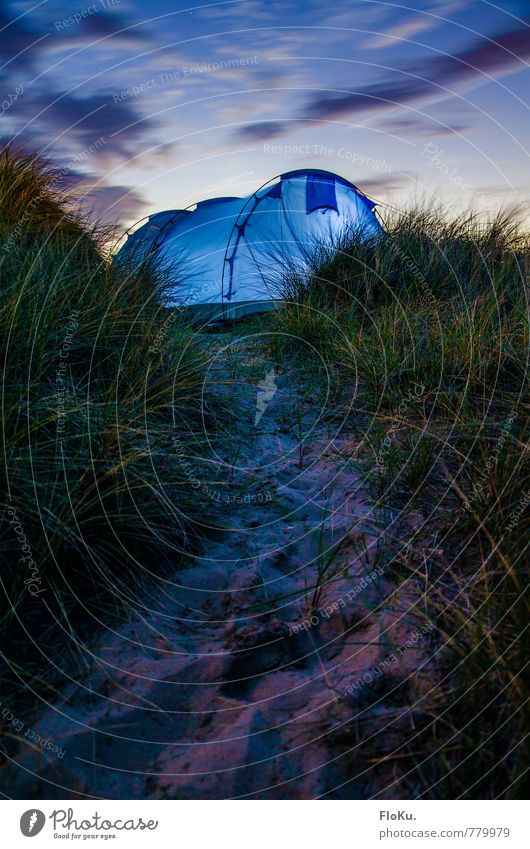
[
  {"xmin": 266, "ymin": 181, "xmax": 282, "ymax": 199},
  {"xmin": 306, "ymin": 174, "xmax": 338, "ymax": 214}
]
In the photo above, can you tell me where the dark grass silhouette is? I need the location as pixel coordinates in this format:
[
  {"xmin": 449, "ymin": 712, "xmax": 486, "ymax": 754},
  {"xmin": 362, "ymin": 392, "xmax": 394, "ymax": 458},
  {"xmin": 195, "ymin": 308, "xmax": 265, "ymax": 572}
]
[{"xmin": 0, "ymin": 146, "xmax": 209, "ymax": 704}]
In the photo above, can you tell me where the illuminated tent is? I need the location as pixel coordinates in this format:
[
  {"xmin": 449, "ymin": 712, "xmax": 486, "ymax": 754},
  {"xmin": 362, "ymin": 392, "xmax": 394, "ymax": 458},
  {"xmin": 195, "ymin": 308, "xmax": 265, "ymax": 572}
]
[{"xmin": 117, "ymin": 169, "xmax": 382, "ymax": 318}]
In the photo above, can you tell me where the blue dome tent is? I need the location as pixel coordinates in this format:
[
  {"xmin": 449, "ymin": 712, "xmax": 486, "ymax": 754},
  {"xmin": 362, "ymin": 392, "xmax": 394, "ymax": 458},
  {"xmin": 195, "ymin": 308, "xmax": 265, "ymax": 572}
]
[{"xmin": 117, "ymin": 169, "xmax": 382, "ymax": 320}]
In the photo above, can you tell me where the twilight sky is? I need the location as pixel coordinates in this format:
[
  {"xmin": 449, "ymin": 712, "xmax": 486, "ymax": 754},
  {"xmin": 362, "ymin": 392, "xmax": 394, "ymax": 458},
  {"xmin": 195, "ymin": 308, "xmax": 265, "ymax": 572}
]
[{"xmin": 2, "ymin": 0, "xmax": 529, "ymax": 232}]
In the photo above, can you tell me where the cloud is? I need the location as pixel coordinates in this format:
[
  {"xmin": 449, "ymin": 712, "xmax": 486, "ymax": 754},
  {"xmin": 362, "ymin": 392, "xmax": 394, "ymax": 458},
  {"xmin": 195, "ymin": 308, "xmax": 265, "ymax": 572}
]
[
  {"xmin": 354, "ymin": 174, "xmax": 411, "ymax": 194},
  {"xmin": 234, "ymin": 17, "xmax": 530, "ymax": 142},
  {"xmin": 305, "ymin": 79, "xmax": 426, "ymax": 122},
  {"xmin": 42, "ymin": 92, "xmax": 150, "ymax": 154},
  {"xmin": 306, "ymin": 17, "xmax": 530, "ymax": 120},
  {"xmin": 52, "ymin": 8, "xmax": 147, "ymax": 45},
  {"xmin": 64, "ymin": 170, "xmax": 147, "ymax": 226},
  {"xmin": 0, "ymin": 2, "xmax": 48, "ymax": 70},
  {"xmin": 236, "ymin": 121, "xmax": 292, "ymax": 141},
  {"xmin": 362, "ymin": 17, "xmax": 438, "ymax": 49},
  {"xmin": 436, "ymin": 17, "xmax": 530, "ymax": 81},
  {"xmin": 7, "ymin": 88, "xmax": 156, "ymax": 162},
  {"xmin": 78, "ymin": 183, "xmax": 147, "ymax": 226},
  {"xmin": 361, "ymin": 0, "xmax": 469, "ymax": 49},
  {"xmin": 377, "ymin": 117, "xmax": 471, "ymax": 138},
  {"xmin": 0, "ymin": 0, "xmax": 145, "ymax": 77}
]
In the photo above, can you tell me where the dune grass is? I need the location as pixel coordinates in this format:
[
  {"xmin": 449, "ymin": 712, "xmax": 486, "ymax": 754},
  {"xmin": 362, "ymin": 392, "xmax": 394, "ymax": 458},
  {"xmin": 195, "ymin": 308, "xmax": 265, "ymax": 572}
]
[
  {"xmin": 272, "ymin": 206, "xmax": 529, "ymax": 798},
  {"xmin": 1, "ymin": 148, "xmax": 526, "ymax": 797},
  {"xmin": 0, "ymin": 146, "xmax": 209, "ymax": 692}
]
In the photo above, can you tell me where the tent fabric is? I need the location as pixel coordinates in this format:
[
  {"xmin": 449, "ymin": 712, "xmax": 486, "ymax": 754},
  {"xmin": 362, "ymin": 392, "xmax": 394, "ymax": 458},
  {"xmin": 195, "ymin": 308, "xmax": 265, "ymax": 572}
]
[
  {"xmin": 118, "ymin": 169, "xmax": 382, "ymax": 309},
  {"xmin": 306, "ymin": 172, "xmax": 338, "ymax": 214}
]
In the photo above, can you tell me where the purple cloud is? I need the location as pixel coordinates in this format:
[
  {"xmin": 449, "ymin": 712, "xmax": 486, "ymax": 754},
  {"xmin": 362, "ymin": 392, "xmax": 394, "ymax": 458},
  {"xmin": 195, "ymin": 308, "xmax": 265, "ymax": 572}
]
[
  {"xmin": 236, "ymin": 121, "xmax": 292, "ymax": 141},
  {"xmin": 7, "ymin": 88, "xmax": 156, "ymax": 162},
  {"xmin": 305, "ymin": 17, "xmax": 530, "ymax": 120},
  {"xmin": 0, "ymin": 2, "xmax": 47, "ymax": 70},
  {"xmin": 75, "ymin": 181, "xmax": 147, "ymax": 226},
  {"xmin": 234, "ymin": 17, "xmax": 530, "ymax": 141}
]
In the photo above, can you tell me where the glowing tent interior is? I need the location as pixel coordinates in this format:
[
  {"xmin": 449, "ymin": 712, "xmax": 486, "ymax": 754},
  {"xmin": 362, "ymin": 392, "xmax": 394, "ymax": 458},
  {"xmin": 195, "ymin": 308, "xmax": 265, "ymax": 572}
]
[{"xmin": 117, "ymin": 169, "xmax": 383, "ymax": 319}]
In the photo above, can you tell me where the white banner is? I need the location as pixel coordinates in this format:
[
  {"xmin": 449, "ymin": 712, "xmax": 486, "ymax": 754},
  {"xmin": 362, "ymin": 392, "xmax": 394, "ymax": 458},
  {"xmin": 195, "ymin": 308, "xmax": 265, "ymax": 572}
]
[{"xmin": 2, "ymin": 800, "xmax": 526, "ymax": 848}]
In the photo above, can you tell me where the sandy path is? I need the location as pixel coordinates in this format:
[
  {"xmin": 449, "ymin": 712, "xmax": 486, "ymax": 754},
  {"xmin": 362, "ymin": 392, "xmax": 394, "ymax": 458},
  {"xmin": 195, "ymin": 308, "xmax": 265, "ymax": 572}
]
[{"xmin": 5, "ymin": 330, "xmax": 435, "ymax": 799}]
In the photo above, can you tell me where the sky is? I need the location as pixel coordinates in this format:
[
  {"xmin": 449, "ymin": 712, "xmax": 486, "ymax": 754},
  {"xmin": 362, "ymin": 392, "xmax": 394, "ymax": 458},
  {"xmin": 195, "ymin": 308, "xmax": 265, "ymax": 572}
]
[{"xmin": 1, "ymin": 0, "xmax": 529, "ymax": 232}]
